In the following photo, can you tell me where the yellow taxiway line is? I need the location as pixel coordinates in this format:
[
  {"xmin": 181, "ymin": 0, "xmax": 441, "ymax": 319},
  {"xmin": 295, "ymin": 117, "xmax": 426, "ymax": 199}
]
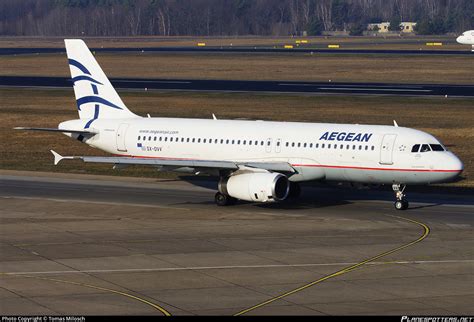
[{"xmin": 234, "ymin": 214, "xmax": 430, "ymax": 316}]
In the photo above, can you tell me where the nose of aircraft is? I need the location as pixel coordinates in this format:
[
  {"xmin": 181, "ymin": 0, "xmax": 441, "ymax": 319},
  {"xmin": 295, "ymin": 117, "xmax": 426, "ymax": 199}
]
[
  {"xmin": 444, "ymin": 153, "xmax": 464, "ymax": 182},
  {"xmin": 456, "ymin": 36, "xmax": 465, "ymax": 44}
]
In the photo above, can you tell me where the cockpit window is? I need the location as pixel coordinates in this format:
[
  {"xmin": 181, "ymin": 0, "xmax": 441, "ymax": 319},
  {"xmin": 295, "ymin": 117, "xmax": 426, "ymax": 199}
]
[
  {"xmin": 430, "ymin": 144, "xmax": 445, "ymax": 151},
  {"xmin": 420, "ymin": 144, "xmax": 431, "ymax": 152},
  {"xmin": 411, "ymin": 144, "xmax": 420, "ymax": 152}
]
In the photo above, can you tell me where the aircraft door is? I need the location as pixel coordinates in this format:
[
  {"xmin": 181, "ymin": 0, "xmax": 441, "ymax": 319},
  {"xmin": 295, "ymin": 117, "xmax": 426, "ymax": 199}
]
[
  {"xmin": 265, "ymin": 138, "xmax": 272, "ymax": 153},
  {"xmin": 116, "ymin": 123, "xmax": 129, "ymax": 152},
  {"xmin": 379, "ymin": 134, "xmax": 397, "ymax": 165},
  {"xmin": 275, "ymin": 138, "xmax": 282, "ymax": 153}
]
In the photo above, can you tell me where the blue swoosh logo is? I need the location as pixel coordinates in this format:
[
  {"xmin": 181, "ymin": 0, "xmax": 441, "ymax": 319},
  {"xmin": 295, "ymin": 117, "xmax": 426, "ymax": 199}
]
[
  {"xmin": 71, "ymin": 75, "xmax": 103, "ymax": 85},
  {"xmin": 76, "ymin": 96, "xmax": 123, "ymax": 111},
  {"xmin": 68, "ymin": 59, "xmax": 91, "ymax": 75}
]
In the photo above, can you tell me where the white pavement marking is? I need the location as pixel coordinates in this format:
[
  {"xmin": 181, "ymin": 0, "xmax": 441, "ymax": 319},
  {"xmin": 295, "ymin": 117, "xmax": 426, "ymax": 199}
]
[{"xmin": 3, "ymin": 260, "xmax": 473, "ymax": 276}]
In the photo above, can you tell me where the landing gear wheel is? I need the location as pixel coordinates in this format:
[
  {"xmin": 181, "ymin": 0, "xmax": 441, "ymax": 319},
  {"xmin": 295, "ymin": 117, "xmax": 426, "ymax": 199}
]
[
  {"xmin": 215, "ymin": 192, "xmax": 236, "ymax": 206},
  {"xmin": 288, "ymin": 182, "xmax": 301, "ymax": 199},
  {"xmin": 394, "ymin": 199, "xmax": 409, "ymax": 211},
  {"xmin": 392, "ymin": 183, "xmax": 409, "ymax": 211}
]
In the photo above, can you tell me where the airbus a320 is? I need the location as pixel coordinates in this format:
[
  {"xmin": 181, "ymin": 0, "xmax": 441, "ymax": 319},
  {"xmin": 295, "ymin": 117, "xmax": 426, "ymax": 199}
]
[{"xmin": 16, "ymin": 40, "xmax": 464, "ymax": 210}]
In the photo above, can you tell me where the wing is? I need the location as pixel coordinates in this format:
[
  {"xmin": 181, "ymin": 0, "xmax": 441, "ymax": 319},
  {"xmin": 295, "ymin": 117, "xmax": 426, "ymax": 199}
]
[{"xmin": 50, "ymin": 150, "xmax": 296, "ymax": 173}]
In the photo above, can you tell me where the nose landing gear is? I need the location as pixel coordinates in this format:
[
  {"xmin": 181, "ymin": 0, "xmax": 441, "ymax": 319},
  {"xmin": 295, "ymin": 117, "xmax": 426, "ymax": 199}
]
[{"xmin": 392, "ymin": 183, "xmax": 409, "ymax": 210}]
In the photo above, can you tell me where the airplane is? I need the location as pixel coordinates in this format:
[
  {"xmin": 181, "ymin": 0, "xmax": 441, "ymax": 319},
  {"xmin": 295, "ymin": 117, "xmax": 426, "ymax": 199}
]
[
  {"xmin": 456, "ymin": 30, "xmax": 474, "ymax": 51},
  {"xmin": 15, "ymin": 39, "xmax": 464, "ymax": 210}
]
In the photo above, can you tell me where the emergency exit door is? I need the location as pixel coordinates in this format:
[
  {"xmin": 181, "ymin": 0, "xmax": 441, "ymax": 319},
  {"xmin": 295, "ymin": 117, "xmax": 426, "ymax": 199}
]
[{"xmin": 116, "ymin": 123, "xmax": 129, "ymax": 152}]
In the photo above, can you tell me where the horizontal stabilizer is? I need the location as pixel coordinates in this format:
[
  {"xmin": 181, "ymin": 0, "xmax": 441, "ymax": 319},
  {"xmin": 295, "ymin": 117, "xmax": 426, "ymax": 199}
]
[{"xmin": 14, "ymin": 127, "xmax": 97, "ymax": 135}]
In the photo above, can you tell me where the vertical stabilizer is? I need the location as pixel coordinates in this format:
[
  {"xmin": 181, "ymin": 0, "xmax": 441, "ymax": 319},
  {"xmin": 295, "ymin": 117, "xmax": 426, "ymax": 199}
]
[{"xmin": 65, "ymin": 39, "xmax": 138, "ymax": 123}]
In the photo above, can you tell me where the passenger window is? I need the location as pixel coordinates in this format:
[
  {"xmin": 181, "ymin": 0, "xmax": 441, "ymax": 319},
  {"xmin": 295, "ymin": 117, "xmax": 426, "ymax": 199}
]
[
  {"xmin": 298, "ymin": 143, "xmax": 301, "ymax": 148},
  {"xmin": 346, "ymin": 145, "xmax": 350, "ymax": 150},
  {"xmin": 276, "ymin": 141, "xmax": 280, "ymax": 146},
  {"xmin": 192, "ymin": 138, "xmax": 195, "ymax": 143},
  {"xmin": 316, "ymin": 143, "xmax": 319, "ymax": 148},
  {"xmin": 138, "ymin": 136, "xmax": 141, "ymax": 140},
  {"xmin": 322, "ymin": 144, "xmax": 325, "ymax": 148},
  {"xmin": 286, "ymin": 142, "xmax": 289, "ymax": 147},
  {"xmin": 292, "ymin": 142, "xmax": 295, "ymax": 147},
  {"xmin": 352, "ymin": 145, "xmax": 355, "ymax": 150},
  {"xmin": 340, "ymin": 144, "xmax": 343, "ymax": 149},
  {"xmin": 328, "ymin": 144, "xmax": 331, "ymax": 148},
  {"xmin": 359, "ymin": 145, "xmax": 362, "ymax": 150},
  {"xmin": 310, "ymin": 143, "xmax": 313, "ymax": 148},
  {"xmin": 232, "ymin": 140, "xmax": 235, "ymax": 144},
  {"xmin": 164, "ymin": 137, "xmax": 168, "ymax": 142},
  {"xmin": 411, "ymin": 144, "xmax": 420, "ymax": 152},
  {"xmin": 148, "ymin": 136, "xmax": 151, "ymax": 141},
  {"xmin": 249, "ymin": 141, "xmax": 252, "ymax": 146},
  {"xmin": 420, "ymin": 144, "xmax": 431, "ymax": 152},
  {"xmin": 237, "ymin": 140, "xmax": 241, "ymax": 145},
  {"xmin": 226, "ymin": 139, "xmax": 229, "ymax": 144},
  {"xmin": 198, "ymin": 138, "xmax": 201, "ymax": 143},
  {"xmin": 203, "ymin": 139, "xmax": 206, "ymax": 143},
  {"xmin": 365, "ymin": 146, "xmax": 368, "ymax": 150},
  {"xmin": 303, "ymin": 143, "xmax": 307, "ymax": 148},
  {"xmin": 371, "ymin": 146, "xmax": 374, "ymax": 151},
  {"xmin": 261, "ymin": 141, "xmax": 264, "ymax": 146}
]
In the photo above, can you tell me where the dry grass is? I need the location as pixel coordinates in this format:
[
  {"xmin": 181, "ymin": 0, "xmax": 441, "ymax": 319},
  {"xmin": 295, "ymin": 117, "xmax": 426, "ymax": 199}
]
[
  {"xmin": 0, "ymin": 35, "xmax": 466, "ymax": 50},
  {"xmin": 1, "ymin": 52, "xmax": 473, "ymax": 84},
  {"xmin": 0, "ymin": 88, "xmax": 472, "ymax": 187}
]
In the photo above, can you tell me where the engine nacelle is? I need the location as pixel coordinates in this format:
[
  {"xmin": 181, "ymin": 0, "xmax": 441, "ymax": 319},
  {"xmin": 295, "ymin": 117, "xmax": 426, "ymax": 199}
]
[{"xmin": 219, "ymin": 172, "xmax": 289, "ymax": 203}]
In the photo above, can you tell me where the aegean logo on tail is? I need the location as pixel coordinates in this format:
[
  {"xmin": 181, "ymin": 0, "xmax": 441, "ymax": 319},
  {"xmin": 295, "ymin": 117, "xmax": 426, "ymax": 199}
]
[{"xmin": 319, "ymin": 131, "xmax": 373, "ymax": 142}]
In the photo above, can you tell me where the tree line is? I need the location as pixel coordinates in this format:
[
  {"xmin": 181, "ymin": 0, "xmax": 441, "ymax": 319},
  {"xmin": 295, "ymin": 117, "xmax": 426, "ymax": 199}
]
[{"xmin": 0, "ymin": 0, "xmax": 472, "ymax": 37}]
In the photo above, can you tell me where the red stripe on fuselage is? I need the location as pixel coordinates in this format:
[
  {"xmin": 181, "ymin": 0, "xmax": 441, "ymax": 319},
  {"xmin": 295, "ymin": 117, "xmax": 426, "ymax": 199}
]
[{"xmin": 115, "ymin": 154, "xmax": 461, "ymax": 173}]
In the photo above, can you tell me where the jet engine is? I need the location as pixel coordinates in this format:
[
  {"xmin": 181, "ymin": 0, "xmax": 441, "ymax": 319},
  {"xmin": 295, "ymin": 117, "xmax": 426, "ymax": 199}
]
[{"xmin": 218, "ymin": 172, "xmax": 289, "ymax": 203}]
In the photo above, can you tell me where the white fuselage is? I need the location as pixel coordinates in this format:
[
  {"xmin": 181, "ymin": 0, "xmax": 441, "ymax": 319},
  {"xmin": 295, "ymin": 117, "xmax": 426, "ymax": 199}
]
[
  {"xmin": 61, "ymin": 117, "xmax": 463, "ymax": 185},
  {"xmin": 457, "ymin": 30, "xmax": 474, "ymax": 47}
]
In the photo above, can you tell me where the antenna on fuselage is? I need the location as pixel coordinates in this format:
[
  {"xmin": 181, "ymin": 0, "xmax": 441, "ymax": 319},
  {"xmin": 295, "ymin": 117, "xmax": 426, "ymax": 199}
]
[
  {"xmin": 393, "ymin": 120, "xmax": 399, "ymax": 127},
  {"xmin": 212, "ymin": 114, "xmax": 217, "ymax": 120}
]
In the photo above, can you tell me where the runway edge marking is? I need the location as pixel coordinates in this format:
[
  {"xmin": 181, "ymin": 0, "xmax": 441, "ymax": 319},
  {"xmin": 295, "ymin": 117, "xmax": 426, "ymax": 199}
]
[
  {"xmin": 234, "ymin": 214, "xmax": 430, "ymax": 316},
  {"xmin": 0, "ymin": 273, "xmax": 172, "ymax": 316}
]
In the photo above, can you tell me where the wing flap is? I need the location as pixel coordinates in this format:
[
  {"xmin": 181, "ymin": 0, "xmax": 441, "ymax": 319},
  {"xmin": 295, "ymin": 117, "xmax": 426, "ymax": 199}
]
[
  {"xmin": 81, "ymin": 156, "xmax": 239, "ymax": 170},
  {"xmin": 51, "ymin": 151, "xmax": 295, "ymax": 173}
]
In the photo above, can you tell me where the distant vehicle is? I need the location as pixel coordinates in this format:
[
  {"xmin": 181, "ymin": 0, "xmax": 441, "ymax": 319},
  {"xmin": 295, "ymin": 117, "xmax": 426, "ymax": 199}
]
[
  {"xmin": 16, "ymin": 40, "xmax": 464, "ymax": 210},
  {"xmin": 456, "ymin": 30, "xmax": 474, "ymax": 51}
]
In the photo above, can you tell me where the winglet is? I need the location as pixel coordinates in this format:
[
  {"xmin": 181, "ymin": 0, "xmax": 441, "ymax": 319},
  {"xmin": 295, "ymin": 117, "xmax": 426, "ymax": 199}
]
[
  {"xmin": 51, "ymin": 150, "xmax": 63, "ymax": 165},
  {"xmin": 393, "ymin": 120, "xmax": 399, "ymax": 127}
]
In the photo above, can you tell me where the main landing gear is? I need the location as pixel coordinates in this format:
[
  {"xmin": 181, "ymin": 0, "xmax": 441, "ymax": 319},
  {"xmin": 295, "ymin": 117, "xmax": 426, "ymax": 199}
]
[
  {"xmin": 392, "ymin": 183, "xmax": 409, "ymax": 210},
  {"xmin": 215, "ymin": 192, "xmax": 236, "ymax": 206}
]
